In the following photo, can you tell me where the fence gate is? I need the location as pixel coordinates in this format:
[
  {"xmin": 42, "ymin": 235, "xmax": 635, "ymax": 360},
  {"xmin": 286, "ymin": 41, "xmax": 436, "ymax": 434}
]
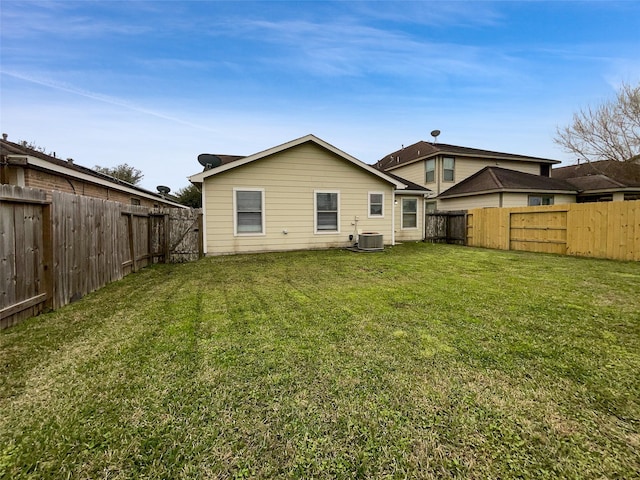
[
  {"xmin": 425, "ymin": 211, "xmax": 467, "ymax": 245},
  {"xmin": 151, "ymin": 208, "xmax": 203, "ymax": 263},
  {"xmin": 509, "ymin": 209, "xmax": 568, "ymax": 255}
]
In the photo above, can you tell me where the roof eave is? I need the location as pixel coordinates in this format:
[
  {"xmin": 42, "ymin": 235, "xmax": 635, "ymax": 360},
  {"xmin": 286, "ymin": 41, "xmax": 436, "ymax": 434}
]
[
  {"xmin": 15, "ymin": 154, "xmax": 188, "ymax": 208},
  {"xmin": 394, "ymin": 190, "xmax": 430, "ymax": 196},
  {"xmin": 438, "ymin": 188, "xmax": 578, "ymax": 199},
  {"xmin": 383, "ymin": 152, "xmax": 560, "ymax": 172},
  {"xmin": 577, "ymin": 186, "xmax": 640, "ymax": 194},
  {"xmin": 190, "ymin": 134, "xmax": 406, "ymax": 188}
]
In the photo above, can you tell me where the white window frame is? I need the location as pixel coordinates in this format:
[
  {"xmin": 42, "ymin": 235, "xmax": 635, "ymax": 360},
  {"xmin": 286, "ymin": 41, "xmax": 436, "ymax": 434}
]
[
  {"xmin": 425, "ymin": 158, "xmax": 435, "ymax": 183},
  {"xmin": 368, "ymin": 191, "xmax": 384, "ymax": 218},
  {"xmin": 401, "ymin": 198, "xmax": 418, "ymax": 230},
  {"xmin": 528, "ymin": 195, "xmax": 554, "ymax": 206},
  {"xmin": 314, "ymin": 190, "xmax": 340, "ymax": 234},
  {"xmin": 233, "ymin": 187, "xmax": 265, "ymax": 236},
  {"xmin": 443, "ymin": 156, "xmax": 455, "ymax": 182}
]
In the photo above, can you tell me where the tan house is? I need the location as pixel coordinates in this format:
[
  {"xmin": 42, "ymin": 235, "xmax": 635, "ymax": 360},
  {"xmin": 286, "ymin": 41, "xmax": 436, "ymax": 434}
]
[
  {"xmin": 375, "ymin": 141, "xmax": 561, "ymax": 211},
  {"xmin": 1, "ymin": 137, "xmax": 185, "ymax": 208},
  {"xmin": 188, "ymin": 135, "xmax": 416, "ymax": 255}
]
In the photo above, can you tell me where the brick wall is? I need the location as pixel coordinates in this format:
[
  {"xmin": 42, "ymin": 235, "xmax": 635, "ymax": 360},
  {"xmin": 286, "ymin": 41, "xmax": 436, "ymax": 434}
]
[{"xmin": 22, "ymin": 168, "xmax": 162, "ymax": 208}]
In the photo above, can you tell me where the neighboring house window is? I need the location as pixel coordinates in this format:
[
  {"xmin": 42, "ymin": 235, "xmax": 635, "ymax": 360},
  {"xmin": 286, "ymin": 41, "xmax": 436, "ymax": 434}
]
[
  {"xmin": 368, "ymin": 192, "xmax": 384, "ymax": 217},
  {"xmin": 540, "ymin": 164, "xmax": 551, "ymax": 177},
  {"xmin": 130, "ymin": 198, "xmax": 141, "ymax": 205},
  {"xmin": 528, "ymin": 195, "xmax": 554, "ymax": 206},
  {"xmin": 402, "ymin": 198, "xmax": 418, "ymax": 229},
  {"xmin": 426, "ymin": 201, "xmax": 437, "ymax": 213},
  {"xmin": 315, "ymin": 191, "xmax": 340, "ymax": 233},
  {"xmin": 234, "ymin": 188, "xmax": 265, "ymax": 235},
  {"xmin": 443, "ymin": 157, "xmax": 455, "ymax": 182},
  {"xmin": 425, "ymin": 159, "xmax": 435, "ymax": 183}
]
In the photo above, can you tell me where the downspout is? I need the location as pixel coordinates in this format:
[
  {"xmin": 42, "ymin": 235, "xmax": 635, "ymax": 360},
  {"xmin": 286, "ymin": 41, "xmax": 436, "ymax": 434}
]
[
  {"xmin": 436, "ymin": 155, "xmax": 441, "ymax": 196},
  {"xmin": 423, "ymin": 196, "xmax": 427, "ymax": 241},
  {"xmin": 391, "ymin": 185, "xmax": 396, "ymax": 245},
  {"xmin": 200, "ymin": 183, "xmax": 208, "ymax": 255}
]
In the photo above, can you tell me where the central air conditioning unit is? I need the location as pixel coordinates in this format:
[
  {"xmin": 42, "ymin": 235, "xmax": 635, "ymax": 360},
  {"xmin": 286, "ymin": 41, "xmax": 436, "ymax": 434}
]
[{"xmin": 358, "ymin": 232, "xmax": 384, "ymax": 251}]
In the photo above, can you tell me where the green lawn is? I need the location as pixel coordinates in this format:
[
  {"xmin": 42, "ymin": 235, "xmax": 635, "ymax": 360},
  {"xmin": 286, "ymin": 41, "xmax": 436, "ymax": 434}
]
[{"xmin": 1, "ymin": 243, "xmax": 639, "ymax": 479}]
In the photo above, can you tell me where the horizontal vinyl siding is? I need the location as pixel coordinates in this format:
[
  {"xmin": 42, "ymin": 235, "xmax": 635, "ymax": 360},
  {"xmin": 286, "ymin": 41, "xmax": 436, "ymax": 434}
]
[
  {"xmin": 204, "ymin": 143, "xmax": 395, "ymax": 254},
  {"xmin": 438, "ymin": 192, "xmax": 576, "ymax": 210},
  {"xmin": 388, "ymin": 157, "xmax": 543, "ymax": 193},
  {"xmin": 394, "ymin": 195, "xmax": 423, "ymax": 242},
  {"xmin": 438, "ymin": 193, "xmax": 501, "ymax": 210},
  {"xmin": 387, "ymin": 161, "xmax": 425, "ymax": 187},
  {"xmin": 553, "ymin": 194, "xmax": 577, "ymax": 205},
  {"xmin": 454, "ymin": 158, "xmax": 541, "ymax": 184},
  {"xmin": 502, "ymin": 193, "xmax": 576, "ymax": 207}
]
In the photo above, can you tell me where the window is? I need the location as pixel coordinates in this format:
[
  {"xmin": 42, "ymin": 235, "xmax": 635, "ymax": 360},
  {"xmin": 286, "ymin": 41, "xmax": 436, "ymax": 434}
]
[
  {"xmin": 315, "ymin": 191, "xmax": 339, "ymax": 233},
  {"xmin": 528, "ymin": 195, "xmax": 554, "ymax": 206},
  {"xmin": 425, "ymin": 201, "xmax": 437, "ymax": 213},
  {"xmin": 402, "ymin": 198, "xmax": 418, "ymax": 229},
  {"xmin": 130, "ymin": 198, "xmax": 141, "ymax": 205},
  {"xmin": 234, "ymin": 188, "xmax": 264, "ymax": 235},
  {"xmin": 443, "ymin": 157, "xmax": 455, "ymax": 182},
  {"xmin": 425, "ymin": 159, "xmax": 435, "ymax": 183},
  {"xmin": 540, "ymin": 164, "xmax": 551, "ymax": 177},
  {"xmin": 368, "ymin": 192, "xmax": 384, "ymax": 217}
]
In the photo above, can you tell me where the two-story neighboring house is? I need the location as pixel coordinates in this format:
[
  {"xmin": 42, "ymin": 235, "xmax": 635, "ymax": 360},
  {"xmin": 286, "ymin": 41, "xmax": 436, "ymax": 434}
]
[{"xmin": 375, "ymin": 140, "xmax": 576, "ymax": 211}]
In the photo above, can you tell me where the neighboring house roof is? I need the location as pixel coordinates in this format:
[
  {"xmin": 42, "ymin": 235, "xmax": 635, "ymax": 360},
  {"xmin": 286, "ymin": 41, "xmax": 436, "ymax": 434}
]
[
  {"xmin": 375, "ymin": 140, "xmax": 561, "ymax": 172},
  {"xmin": 438, "ymin": 166, "xmax": 577, "ymax": 199},
  {"xmin": 215, "ymin": 154, "xmax": 246, "ymax": 166},
  {"xmin": 552, "ymin": 160, "xmax": 640, "ymax": 193},
  {"xmin": 1, "ymin": 138, "xmax": 186, "ymax": 207},
  {"xmin": 383, "ymin": 171, "xmax": 432, "ymax": 195},
  {"xmin": 189, "ymin": 134, "xmax": 408, "ymax": 189}
]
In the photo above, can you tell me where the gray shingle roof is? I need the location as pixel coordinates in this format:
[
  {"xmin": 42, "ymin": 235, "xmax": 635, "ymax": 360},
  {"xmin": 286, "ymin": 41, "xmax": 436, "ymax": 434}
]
[
  {"xmin": 552, "ymin": 160, "xmax": 640, "ymax": 189},
  {"xmin": 375, "ymin": 140, "xmax": 561, "ymax": 171},
  {"xmin": 438, "ymin": 166, "xmax": 577, "ymax": 198}
]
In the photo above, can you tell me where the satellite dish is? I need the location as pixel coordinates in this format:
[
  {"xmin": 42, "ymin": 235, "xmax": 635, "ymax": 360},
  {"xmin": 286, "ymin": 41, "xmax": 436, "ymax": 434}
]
[
  {"xmin": 198, "ymin": 153, "xmax": 222, "ymax": 170},
  {"xmin": 157, "ymin": 185, "xmax": 171, "ymax": 195},
  {"xmin": 430, "ymin": 129, "xmax": 441, "ymax": 144}
]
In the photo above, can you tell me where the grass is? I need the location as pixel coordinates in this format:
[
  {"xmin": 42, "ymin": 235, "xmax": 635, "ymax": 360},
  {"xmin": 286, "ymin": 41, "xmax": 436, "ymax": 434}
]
[{"xmin": 1, "ymin": 243, "xmax": 639, "ymax": 479}]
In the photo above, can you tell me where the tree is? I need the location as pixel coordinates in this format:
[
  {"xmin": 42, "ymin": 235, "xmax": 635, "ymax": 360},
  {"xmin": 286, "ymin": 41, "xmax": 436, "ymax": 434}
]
[
  {"xmin": 18, "ymin": 140, "xmax": 53, "ymax": 156},
  {"xmin": 554, "ymin": 82, "xmax": 640, "ymax": 162},
  {"xmin": 94, "ymin": 163, "xmax": 144, "ymax": 185},
  {"xmin": 175, "ymin": 183, "xmax": 202, "ymax": 208}
]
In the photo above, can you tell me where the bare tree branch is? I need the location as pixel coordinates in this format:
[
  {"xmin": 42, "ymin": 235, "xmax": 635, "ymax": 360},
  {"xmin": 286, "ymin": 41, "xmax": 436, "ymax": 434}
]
[{"xmin": 554, "ymin": 82, "xmax": 640, "ymax": 162}]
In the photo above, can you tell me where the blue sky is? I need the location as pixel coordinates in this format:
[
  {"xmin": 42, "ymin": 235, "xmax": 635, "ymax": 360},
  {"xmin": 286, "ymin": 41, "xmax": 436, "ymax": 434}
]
[{"xmin": 1, "ymin": 1, "xmax": 639, "ymax": 193}]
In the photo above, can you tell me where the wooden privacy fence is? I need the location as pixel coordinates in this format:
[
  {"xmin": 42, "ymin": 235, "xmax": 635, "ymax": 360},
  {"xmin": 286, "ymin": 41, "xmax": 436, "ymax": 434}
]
[
  {"xmin": 425, "ymin": 211, "xmax": 467, "ymax": 245},
  {"xmin": 1, "ymin": 185, "xmax": 202, "ymax": 329},
  {"xmin": 466, "ymin": 200, "xmax": 640, "ymax": 261}
]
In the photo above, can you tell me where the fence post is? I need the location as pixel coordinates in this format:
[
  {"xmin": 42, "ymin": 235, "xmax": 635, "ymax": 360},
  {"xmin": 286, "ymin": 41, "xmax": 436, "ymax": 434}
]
[
  {"xmin": 198, "ymin": 213, "xmax": 204, "ymax": 259},
  {"xmin": 163, "ymin": 214, "xmax": 170, "ymax": 263},
  {"xmin": 41, "ymin": 202, "xmax": 54, "ymax": 310},
  {"xmin": 125, "ymin": 213, "xmax": 137, "ymax": 273}
]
